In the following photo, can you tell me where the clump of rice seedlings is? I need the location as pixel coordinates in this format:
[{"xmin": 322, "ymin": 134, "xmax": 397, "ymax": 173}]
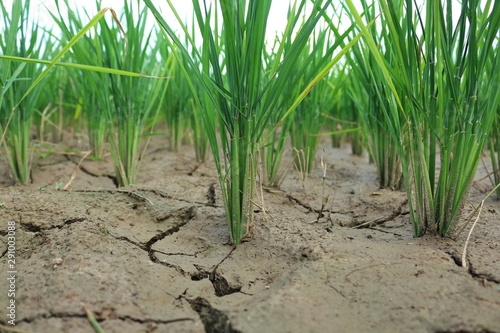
[
  {"xmin": 322, "ymin": 65, "xmax": 365, "ymax": 155},
  {"xmin": 34, "ymin": 68, "xmax": 80, "ymax": 144},
  {"xmin": 346, "ymin": 0, "xmax": 500, "ymax": 236},
  {"xmin": 102, "ymin": 1, "xmax": 167, "ymax": 186},
  {"xmin": 162, "ymin": 51, "xmax": 191, "ymax": 153},
  {"xmin": 324, "ymin": 79, "xmax": 352, "ymax": 150},
  {"xmin": 145, "ymin": 0, "xmax": 357, "ymax": 244},
  {"xmin": 1, "ymin": 0, "xmax": 127, "ymax": 182},
  {"xmin": 339, "ymin": 87, "xmax": 365, "ymax": 156},
  {"xmin": 344, "ymin": 2, "xmax": 404, "ymax": 189},
  {"xmin": 259, "ymin": 38, "xmax": 295, "ymax": 188},
  {"xmin": 54, "ymin": 0, "xmax": 167, "ymax": 185},
  {"xmin": 2, "ymin": 0, "xmax": 156, "ymax": 174},
  {"xmin": 51, "ymin": 0, "xmax": 114, "ymax": 159},
  {"xmin": 157, "ymin": 31, "xmax": 190, "ymax": 153},
  {"xmin": 488, "ymin": 108, "xmax": 500, "ymax": 200},
  {"xmin": 485, "ymin": 40, "xmax": 500, "ymax": 200},
  {"xmin": 261, "ymin": 115, "xmax": 293, "ymax": 188},
  {"xmin": 158, "ymin": 29, "xmax": 209, "ymax": 162},
  {"xmin": 259, "ymin": 20, "xmax": 309, "ymax": 187},
  {"xmin": 290, "ymin": 30, "xmax": 337, "ymax": 174},
  {"xmin": 0, "ymin": 0, "xmax": 54, "ymax": 184},
  {"xmin": 263, "ymin": 8, "xmax": 351, "ymax": 185}
]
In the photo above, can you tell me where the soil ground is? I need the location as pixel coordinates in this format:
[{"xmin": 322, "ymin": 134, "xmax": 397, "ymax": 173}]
[{"xmin": 0, "ymin": 136, "xmax": 499, "ymax": 333}]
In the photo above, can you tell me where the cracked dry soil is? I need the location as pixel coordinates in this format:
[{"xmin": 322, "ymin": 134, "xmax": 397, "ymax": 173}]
[{"xmin": 0, "ymin": 138, "xmax": 499, "ymax": 333}]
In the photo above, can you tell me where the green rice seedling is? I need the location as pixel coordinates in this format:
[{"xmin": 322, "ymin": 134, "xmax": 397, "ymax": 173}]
[
  {"xmin": 324, "ymin": 77, "xmax": 352, "ymax": 150},
  {"xmin": 157, "ymin": 29, "xmax": 189, "ymax": 153},
  {"xmin": 347, "ymin": 109, "xmax": 365, "ymax": 156},
  {"xmin": 320, "ymin": 65, "xmax": 365, "ymax": 156},
  {"xmin": 290, "ymin": 30, "xmax": 336, "ymax": 173},
  {"xmin": 101, "ymin": 1, "xmax": 166, "ymax": 186},
  {"xmin": 485, "ymin": 38, "xmax": 500, "ymax": 200},
  {"xmin": 259, "ymin": 32, "xmax": 299, "ymax": 188},
  {"xmin": 144, "ymin": 0, "xmax": 361, "ymax": 244},
  {"xmin": 259, "ymin": 25, "xmax": 306, "ymax": 187},
  {"xmin": 158, "ymin": 30, "xmax": 209, "ymax": 161},
  {"xmin": 263, "ymin": 6, "xmax": 352, "ymax": 185},
  {"xmin": 332, "ymin": 73, "xmax": 365, "ymax": 156},
  {"xmin": 346, "ymin": 0, "xmax": 500, "ymax": 236},
  {"xmin": 1, "ymin": 1, "xmax": 145, "ymax": 183},
  {"xmin": 0, "ymin": 0, "xmax": 55, "ymax": 184},
  {"xmin": 32, "ymin": 67, "xmax": 64, "ymax": 143},
  {"xmin": 488, "ymin": 107, "xmax": 500, "ymax": 200},
  {"xmin": 261, "ymin": 115, "xmax": 294, "ymax": 188},
  {"xmin": 1, "ymin": 7, "xmax": 157, "ymax": 101},
  {"xmin": 163, "ymin": 51, "xmax": 191, "ymax": 153},
  {"xmin": 344, "ymin": 5, "xmax": 404, "ymax": 189},
  {"xmin": 51, "ymin": 1, "xmax": 117, "ymax": 158},
  {"xmin": 53, "ymin": 0, "xmax": 167, "ymax": 184}
]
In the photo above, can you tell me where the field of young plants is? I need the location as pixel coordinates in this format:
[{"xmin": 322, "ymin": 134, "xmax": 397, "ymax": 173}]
[{"xmin": 1, "ymin": 0, "xmax": 499, "ymax": 332}]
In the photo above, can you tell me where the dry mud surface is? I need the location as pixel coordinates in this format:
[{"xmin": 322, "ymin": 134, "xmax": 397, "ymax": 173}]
[{"xmin": 0, "ymin": 138, "xmax": 499, "ymax": 333}]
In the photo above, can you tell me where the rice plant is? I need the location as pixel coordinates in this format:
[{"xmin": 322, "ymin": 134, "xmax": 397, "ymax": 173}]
[
  {"xmin": 32, "ymin": 66, "xmax": 73, "ymax": 144},
  {"xmin": 346, "ymin": 0, "xmax": 500, "ymax": 236},
  {"xmin": 0, "ymin": 0, "xmax": 57, "ymax": 184},
  {"xmin": 262, "ymin": 5, "xmax": 354, "ymax": 186},
  {"xmin": 161, "ymin": 48, "xmax": 191, "ymax": 153},
  {"xmin": 344, "ymin": 3, "xmax": 404, "ymax": 189},
  {"xmin": 290, "ymin": 30, "xmax": 338, "ymax": 174},
  {"xmin": 1, "ymin": 0, "xmax": 169, "ymax": 186},
  {"xmin": 144, "ymin": 0, "xmax": 360, "ymax": 244},
  {"xmin": 51, "ymin": 2, "xmax": 112, "ymax": 158},
  {"xmin": 485, "ymin": 32, "xmax": 500, "ymax": 200},
  {"xmin": 489, "ymin": 107, "xmax": 500, "ymax": 200},
  {"xmin": 159, "ymin": 31, "xmax": 209, "ymax": 161},
  {"xmin": 103, "ymin": 1, "xmax": 167, "ymax": 186},
  {"xmin": 54, "ymin": 0, "xmax": 167, "ymax": 185}
]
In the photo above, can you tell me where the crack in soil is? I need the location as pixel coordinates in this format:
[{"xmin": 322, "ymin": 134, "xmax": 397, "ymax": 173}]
[
  {"xmin": 206, "ymin": 183, "xmax": 216, "ymax": 207},
  {"xmin": 274, "ymin": 189, "xmax": 410, "ymax": 231},
  {"xmin": 187, "ymin": 297, "xmax": 241, "ymax": 333},
  {"xmin": 109, "ymin": 315, "xmax": 194, "ymax": 325},
  {"xmin": 20, "ymin": 217, "xmax": 87, "ymax": 233},
  {"xmin": 105, "ymin": 205, "xmax": 198, "ymax": 276},
  {"xmin": 435, "ymin": 327, "xmax": 496, "ymax": 333},
  {"xmin": 209, "ymin": 272, "xmax": 242, "ymax": 297},
  {"xmin": 154, "ymin": 247, "xmax": 210, "ymax": 257},
  {"xmin": 191, "ymin": 247, "xmax": 242, "ymax": 297},
  {"xmin": 0, "ymin": 247, "xmax": 7, "ymax": 259},
  {"xmin": 145, "ymin": 207, "xmax": 196, "ymax": 249},
  {"xmin": 108, "ymin": 233, "xmax": 148, "ymax": 251},
  {"xmin": 446, "ymin": 251, "xmax": 499, "ymax": 284},
  {"xmin": 65, "ymin": 156, "xmax": 118, "ymax": 188},
  {"xmin": 467, "ymin": 261, "xmax": 500, "ymax": 284},
  {"xmin": 365, "ymin": 227, "xmax": 404, "ymax": 237},
  {"xmin": 268, "ymin": 189, "xmax": 350, "ymax": 217},
  {"xmin": 146, "ymin": 206, "xmax": 197, "ymax": 276},
  {"xmin": 322, "ymin": 263, "xmax": 346, "ymax": 298},
  {"xmin": 142, "ymin": 188, "xmax": 223, "ymax": 208},
  {"xmin": 286, "ymin": 193, "xmax": 321, "ymax": 214},
  {"xmin": 354, "ymin": 198, "xmax": 408, "ymax": 229},
  {"xmin": 447, "ymin": 251, "xmax": 463, "ymax": 266},
  {"xmin": 16, "ymin": 311, "xmax": 194, "ymax": 326},
  {"xmin": 187, "ymin": 162, "xmax": 203, "ymax": 176},
  {"xmin": 73, "ymin": 189, "xmax": 156, "ymax": 207}
]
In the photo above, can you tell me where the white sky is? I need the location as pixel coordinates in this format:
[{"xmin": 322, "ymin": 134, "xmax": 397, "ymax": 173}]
[
  {"xmin": 2, "ymin": 0, "xmax": 470, "ymax": 45},
  {"xmin": 7, "ymin": 0, "xmax": 354, "ymax": 43}
]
